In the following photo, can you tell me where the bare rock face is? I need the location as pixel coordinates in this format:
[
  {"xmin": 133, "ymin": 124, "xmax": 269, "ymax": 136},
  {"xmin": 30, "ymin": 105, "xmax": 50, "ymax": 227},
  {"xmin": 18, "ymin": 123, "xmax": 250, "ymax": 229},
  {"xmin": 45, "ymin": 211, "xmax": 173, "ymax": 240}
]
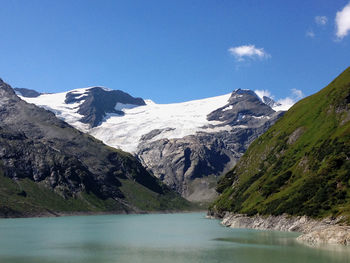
[
  {"xmin": 214, "ymin": 212, "xmax": 350, "ymax": 246},
  {"xmin": 137, "ymin": 133, "xmax": 236, "ymax": 202},
  {"xmin": 137, "ymin": 90, "xmax": 284, "ymax": 201},
  {"xmin": 14, "ymin": 87, "xmax": 42, "ymax": 98},
  {"xmin": 297, "ymin": 226, "xmax": 350, "ymax": 246},
  {"xmin": 65, "ymin": 87, "xmax": 146, "ymax": 127}
]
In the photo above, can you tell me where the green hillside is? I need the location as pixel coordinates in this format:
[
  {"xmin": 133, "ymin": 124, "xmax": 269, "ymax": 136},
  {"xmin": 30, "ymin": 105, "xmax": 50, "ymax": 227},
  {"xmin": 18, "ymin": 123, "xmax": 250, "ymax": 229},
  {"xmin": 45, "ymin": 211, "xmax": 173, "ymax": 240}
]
[
  {"xmin": 0, "ymin": 170, "xmax": 190, "ymax": 217},
  {"xmin": 210, "ymin": 67, "xmax": 350, "ymax": 222}
]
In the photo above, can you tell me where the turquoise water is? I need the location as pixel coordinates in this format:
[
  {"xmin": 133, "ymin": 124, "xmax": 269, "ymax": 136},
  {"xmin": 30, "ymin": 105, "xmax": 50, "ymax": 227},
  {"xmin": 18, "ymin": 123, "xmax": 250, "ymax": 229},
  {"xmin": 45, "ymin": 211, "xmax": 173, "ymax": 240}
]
[{"xmin": 0, "ymin": 213, "xmax": 349, "ymax": 263}]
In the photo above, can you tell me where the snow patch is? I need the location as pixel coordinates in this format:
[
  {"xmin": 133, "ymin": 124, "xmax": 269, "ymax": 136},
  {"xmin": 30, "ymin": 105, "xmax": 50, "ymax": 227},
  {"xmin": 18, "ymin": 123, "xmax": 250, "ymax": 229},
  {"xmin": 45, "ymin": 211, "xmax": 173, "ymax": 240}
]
[
  {"xmin": 222, "ymin": 105, "xmax": 233, "ymax": 111},
  {"xmin": 252, "ymin": 115, "xmax": 270, "ymax": 120},
  {"xmin": 20, "ymin": 90, "xmax": 232, "ymax": 153},
  {"xmin": 19, "ymin": 91, "xmax": 90, "ymax": 132},
  {"xmin": 89, "ymin": 93, "xmax": 232, "ymax": 152},
  {"xmin": 236, "ymin": 113, "xmax": 245, "ymax": 121}
]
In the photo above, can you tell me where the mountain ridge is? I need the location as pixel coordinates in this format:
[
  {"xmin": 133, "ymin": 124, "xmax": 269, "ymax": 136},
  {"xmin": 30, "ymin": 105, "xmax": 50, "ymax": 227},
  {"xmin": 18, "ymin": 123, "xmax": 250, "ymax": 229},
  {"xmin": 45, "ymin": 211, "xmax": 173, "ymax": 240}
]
[{"xmin": 19, "ymin": 85, "xmax": 287, "ymax": 202}]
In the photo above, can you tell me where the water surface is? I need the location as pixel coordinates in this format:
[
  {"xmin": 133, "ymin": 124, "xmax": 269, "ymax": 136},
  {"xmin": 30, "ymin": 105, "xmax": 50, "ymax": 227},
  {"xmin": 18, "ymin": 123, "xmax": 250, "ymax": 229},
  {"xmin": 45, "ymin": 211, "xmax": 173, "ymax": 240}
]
[{"xmin": 0, "ymin": 213, "xmax": 349, "ymax": 263}]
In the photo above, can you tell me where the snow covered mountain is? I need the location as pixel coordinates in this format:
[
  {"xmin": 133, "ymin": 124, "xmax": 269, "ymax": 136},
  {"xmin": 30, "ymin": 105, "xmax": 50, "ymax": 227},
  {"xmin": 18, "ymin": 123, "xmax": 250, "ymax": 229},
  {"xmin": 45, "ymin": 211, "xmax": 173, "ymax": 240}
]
[
  {"xmin": 19, "ymin": 87, "xmax": 288, "ymax": 202},
  {"xmin": 19, "ymin": 87, "xmax": 285, "ymax": 152}
]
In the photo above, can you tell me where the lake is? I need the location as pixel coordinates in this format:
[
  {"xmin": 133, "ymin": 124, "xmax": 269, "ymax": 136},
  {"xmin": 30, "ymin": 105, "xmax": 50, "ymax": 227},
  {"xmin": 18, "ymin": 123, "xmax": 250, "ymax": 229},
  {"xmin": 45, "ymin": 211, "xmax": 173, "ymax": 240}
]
[{"xmin": 0, "ymin": 213, "xmax": 349, "ymax": 263}]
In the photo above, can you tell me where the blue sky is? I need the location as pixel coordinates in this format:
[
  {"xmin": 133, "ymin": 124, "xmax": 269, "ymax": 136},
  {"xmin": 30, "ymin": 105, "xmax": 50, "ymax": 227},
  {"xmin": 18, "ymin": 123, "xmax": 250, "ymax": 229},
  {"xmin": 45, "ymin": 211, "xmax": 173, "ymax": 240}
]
[{"xmin": 0, "ymin": 0, "xmax": 350, "ymax": 103}]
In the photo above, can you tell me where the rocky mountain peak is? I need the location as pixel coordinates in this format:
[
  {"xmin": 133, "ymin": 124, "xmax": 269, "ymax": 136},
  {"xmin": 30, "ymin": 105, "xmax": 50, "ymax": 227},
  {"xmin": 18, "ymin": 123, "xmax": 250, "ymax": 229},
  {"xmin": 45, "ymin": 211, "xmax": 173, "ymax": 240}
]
[
  {"xmin": 229, "ymin": 89, "xmax": 260, "ymax": 101},
  {"xmin": 262, "ymin": 96, "xmax": 281, "ymax": 108},
  {"xmin": 14, "ymin": 88, "xmax": 42, "ymax": 98},
  {"xmin": 0, "ymin": 79, "xmax": 16, "ymax": 96},
  {"xmin": 0, "ymin": 79, "xmax": 20, "ymax": 107},
  {"xmin": 65, "ymin": 87, "xmax": 146, "ymax": 128},
  {"xmin": 137, "ymin": 89, "xmax": 284, "ymax": 201},
  {"xmin": 207, "ymin": 89, "xmax": 276, "ymax": 125}
]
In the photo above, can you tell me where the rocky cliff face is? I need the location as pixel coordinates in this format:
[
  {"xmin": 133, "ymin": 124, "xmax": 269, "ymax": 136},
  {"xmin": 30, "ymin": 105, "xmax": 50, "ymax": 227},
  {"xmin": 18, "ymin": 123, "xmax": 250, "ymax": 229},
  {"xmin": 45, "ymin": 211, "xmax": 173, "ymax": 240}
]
[
  {"xmin": 0, "ymin": 79, "xmax": 189, "ymax": 217},
  {"xmin": 137, "ymin": 90, "xmax": 283, "ymax": 201}
]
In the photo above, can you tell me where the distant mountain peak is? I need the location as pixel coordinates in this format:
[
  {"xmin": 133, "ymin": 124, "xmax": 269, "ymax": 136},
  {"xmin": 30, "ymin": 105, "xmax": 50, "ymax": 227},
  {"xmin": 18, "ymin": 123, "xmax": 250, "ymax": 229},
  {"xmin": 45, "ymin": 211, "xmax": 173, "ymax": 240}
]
[
  {"xmin": 233, "ymin": 88, "xmax": 258, "ymax": 96},
  {"xmin": 16, "ymin": 86, "xmax": 146, "ymax": 129},
  {"xmin": 262, "ymin": 95, "xmax": 282, "ymax": 108},
  {"xmin": 208, "ymin": 89, "xmax": 277, "ymax": 125},
  {"xmin": 14, "ymin": 88, "xmax": 42, "ymax": 98},
  {"xmin": 231, "ymin": 89, "xmax": 283, "ymax": 109},
  {"xmin": 65, "ymin": 87, "xmax": 146, "ymax": 127}
]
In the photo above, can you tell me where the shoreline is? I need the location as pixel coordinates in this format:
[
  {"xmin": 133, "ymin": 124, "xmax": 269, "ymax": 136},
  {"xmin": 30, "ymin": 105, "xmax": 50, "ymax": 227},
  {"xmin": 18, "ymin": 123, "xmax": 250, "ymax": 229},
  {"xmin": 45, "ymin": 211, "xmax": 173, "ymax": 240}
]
[
  {"xmin": 207, "ymin": 212, "xmax": 350, "ymax": 246},
  {"xmin": 0, "ymin": 209, "xmax": 207, "ymax": 220}
]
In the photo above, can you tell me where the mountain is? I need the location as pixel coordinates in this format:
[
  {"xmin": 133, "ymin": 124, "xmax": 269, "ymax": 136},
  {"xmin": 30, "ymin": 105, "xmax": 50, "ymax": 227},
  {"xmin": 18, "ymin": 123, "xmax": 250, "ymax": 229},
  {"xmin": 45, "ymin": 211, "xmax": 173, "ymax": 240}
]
[
  {"xmin": 262, "ymin": 96, "xmax": 282, "ymax": 109},
  {"xmin": 64, "ymin": 87, "xmax": 146, "ymax": 127},
  {"xmin": 0, "ymin": 79, "xmax": 190, "ymax": 217},
  {"xmin": 14, "ymin": 87, "xmax": 42, "ymax": 98},
  {"xmin": 19, "ymin": 86, "xmax": 287, "ymax": 202},
  {"xmin": 209, "ymin": 67, "xmax": 350, "ymax": 221},
  {"xmin": 136, "ymin": 90, "xmax": 283, "ymax": 202}
]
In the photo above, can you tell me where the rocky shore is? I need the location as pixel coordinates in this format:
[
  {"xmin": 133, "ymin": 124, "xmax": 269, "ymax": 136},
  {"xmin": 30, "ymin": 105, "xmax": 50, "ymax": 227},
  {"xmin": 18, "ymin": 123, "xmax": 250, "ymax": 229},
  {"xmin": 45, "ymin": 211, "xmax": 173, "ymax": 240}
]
[{"xmin": 208, "ymin": 212, "xmax": 350, "ymax": 246}]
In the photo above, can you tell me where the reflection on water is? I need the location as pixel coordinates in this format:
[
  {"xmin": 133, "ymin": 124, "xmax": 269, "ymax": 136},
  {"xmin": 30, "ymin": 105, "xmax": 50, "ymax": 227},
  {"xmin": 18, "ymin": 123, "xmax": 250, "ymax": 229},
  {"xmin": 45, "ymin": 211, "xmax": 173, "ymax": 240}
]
[{"xmin": 0, "ymin": 213, "xmax": 349, "ymax": 263}]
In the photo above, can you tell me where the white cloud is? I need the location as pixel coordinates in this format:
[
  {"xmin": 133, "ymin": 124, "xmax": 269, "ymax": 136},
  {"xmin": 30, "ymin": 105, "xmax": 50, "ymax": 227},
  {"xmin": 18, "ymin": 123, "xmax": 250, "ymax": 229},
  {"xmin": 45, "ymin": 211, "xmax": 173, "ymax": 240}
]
[
  {"xmin": 336, "ymin": 2, "xmax": 350, "ymax": 39},
  {"xmin": 274, "ymin": 89, "xmax": 305, "ymax": 111},
  {"xmin": 315, "ymin": 16, "xmax": 328, "ymax": 26},
  {"xmin": 291, "ymin": 88, "xmax": 304, "ymax": 99},
  {"xmin": 254, "ymin": 88, "xmax": 305, "ymax": 111},
  {"xmin": 274, "ymin": 97, "xmax": 295, "ymax": 111},
  {"xmin": 306, "ymin": 30, "xmax": 315, "ymax": 38},
  {"xmin": 254, "ymin": 89, "xmax": 273, "ymax": 99},
  {"xmin": 228, "ymin": 45, "xmax": 270, "ymax": 61}
]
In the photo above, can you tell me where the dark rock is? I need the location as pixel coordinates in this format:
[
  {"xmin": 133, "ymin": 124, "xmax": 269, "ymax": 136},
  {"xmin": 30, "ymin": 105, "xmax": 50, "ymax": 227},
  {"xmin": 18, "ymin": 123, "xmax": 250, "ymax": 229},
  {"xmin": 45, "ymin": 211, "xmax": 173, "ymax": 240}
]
[
  {"xmin": 14, "ymin": 88, "xmax": 42, "ymax": 98},
  {"xmin": 136, "ymin": 90, "xmax": 284, "ymax": 201},
  {"xmin": 65, "ymin": 87, "xmax": 146, "ymax": 127}
]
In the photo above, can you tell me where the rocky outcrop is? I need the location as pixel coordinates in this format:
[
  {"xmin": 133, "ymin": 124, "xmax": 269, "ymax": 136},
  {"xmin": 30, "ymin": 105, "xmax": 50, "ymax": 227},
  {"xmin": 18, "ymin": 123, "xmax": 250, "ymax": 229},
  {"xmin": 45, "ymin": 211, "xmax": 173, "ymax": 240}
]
[
  {"xmin": 14, "ymin": 87, "xmax": 42, "ymax": 98},
  {"xmin": 137, "ymin": 133, "xmax": 237, "ymax": 201},
  {"xmin": 210, "ymin": 212, "xmax": 350, "ymax": 246},
  {"xmin": 298, "ymin": 226, "xmax": 350, "ymax": 246},
  {"xmin": 262, "ymin": 96, "xmax": 281, "ymax": 108},
  {"xmin": 137, "ymin": 90, "xmax": 283, "ymax": 201},
  {"xmin": 207, "ymin": 89, "xmax": 276, "ymax": 124},
  {"xmin": 65, "ymin": 87, "xmax": 145, "ymax": 127}
]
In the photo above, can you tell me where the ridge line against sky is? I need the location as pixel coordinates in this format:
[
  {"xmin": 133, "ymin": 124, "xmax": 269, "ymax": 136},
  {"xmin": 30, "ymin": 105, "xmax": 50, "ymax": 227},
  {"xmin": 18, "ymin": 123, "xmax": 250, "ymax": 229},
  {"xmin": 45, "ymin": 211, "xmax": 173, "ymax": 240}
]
[{"xmin": 0, "ymin": 0, "xmax": 349, "ymax": 104}]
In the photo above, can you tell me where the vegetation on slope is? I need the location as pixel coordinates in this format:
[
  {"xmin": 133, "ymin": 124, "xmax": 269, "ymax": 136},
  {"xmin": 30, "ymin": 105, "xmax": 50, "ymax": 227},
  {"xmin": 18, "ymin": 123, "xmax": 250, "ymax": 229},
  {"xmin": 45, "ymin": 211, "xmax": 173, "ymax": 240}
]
[
  {"xmin": 210, "ymin": 67, "xmax": 350, "ymax": 221},
  {"xmin": 0, "ymin": 170, "xmax": 191, "ymax": 217}
]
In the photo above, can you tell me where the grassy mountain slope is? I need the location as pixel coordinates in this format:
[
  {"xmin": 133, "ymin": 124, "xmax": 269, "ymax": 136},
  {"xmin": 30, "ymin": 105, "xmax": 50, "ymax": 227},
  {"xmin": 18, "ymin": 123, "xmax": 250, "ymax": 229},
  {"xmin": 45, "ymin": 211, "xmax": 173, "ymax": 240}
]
[
  {"xmin": 0, "ymin": 79, "xmax": 191, "ymax": 217},
  {"xmin": 210, "ymin": 67, "xmax": 350, "ymax": 221}
]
